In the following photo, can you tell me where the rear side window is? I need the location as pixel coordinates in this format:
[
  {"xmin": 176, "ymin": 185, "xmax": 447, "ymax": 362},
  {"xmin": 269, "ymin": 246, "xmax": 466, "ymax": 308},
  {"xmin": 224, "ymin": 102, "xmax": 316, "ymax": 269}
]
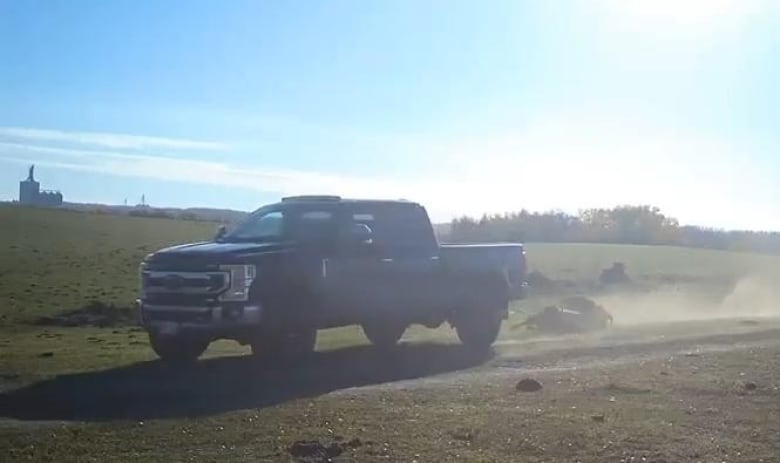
[
  {"xmin": 301, "ymin": 211, "xmax": 333, "ymax": 221},
  {"xmin": 348, "ymin": 204, "xmax": 435, "ymax": 248},
  {"xmin": 353, "ymin": 213, "xmax": 375, "ymax": 223}
]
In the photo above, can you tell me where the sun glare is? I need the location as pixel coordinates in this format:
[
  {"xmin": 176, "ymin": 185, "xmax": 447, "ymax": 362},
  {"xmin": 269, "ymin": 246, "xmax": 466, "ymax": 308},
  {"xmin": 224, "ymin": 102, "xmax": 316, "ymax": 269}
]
[{"xmin": 602, "ymin": 0, "xmax": 763, "ymax": 26}]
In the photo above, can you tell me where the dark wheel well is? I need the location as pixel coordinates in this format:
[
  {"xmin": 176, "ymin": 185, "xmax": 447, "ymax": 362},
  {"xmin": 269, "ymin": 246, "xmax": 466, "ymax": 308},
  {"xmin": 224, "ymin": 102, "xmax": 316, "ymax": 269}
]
[
  {"xmin": 148, "ymin": 334, "xmax": 208, "ymax": 364},
  {"xmin": 362, "ymin": 321, "xmax": 407, "ymax": 349}
]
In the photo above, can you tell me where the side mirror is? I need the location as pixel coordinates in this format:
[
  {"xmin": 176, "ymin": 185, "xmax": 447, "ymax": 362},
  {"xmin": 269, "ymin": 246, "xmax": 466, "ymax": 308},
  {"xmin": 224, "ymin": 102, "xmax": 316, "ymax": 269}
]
[
  {"xmin": 350, "ymin": 223, "xmax": 373, "ymax": 245},
  {"xmin": 215, "ymin": 224, "xmax": 227, "ymax": 240}
]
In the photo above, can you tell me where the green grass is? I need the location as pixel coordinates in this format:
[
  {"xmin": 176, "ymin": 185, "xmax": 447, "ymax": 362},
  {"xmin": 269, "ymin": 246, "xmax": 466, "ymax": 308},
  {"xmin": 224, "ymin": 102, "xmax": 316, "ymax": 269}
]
[
  {"xmin": 524, "ymin": 242, "xmax": 780, "ymax": 282},
  {"xmin": 0, "ymin": 206, "xmax": 214, "ymax": 325}
]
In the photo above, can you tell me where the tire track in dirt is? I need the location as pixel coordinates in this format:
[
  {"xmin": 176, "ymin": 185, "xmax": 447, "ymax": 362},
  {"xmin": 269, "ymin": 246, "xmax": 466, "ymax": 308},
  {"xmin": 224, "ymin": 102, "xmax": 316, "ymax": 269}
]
[
  {"xmin": 342, "ymin": 324, "xmax": 780, "ymax": 393},
  {"xmin": 496, "ymin": 327, "xmax": 780, "ymax": 372}
]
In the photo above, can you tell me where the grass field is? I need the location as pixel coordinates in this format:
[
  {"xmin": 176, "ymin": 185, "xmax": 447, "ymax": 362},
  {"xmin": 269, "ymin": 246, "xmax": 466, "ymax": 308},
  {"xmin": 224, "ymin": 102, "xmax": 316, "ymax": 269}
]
[
  {"xmin": 3, "ymin": 204, "xmax": 780, "ymax": 348},
  {"xmin": 5, "ymin": 205, "xmax": 780, "ymax": 324},
  {"xmin": 526, "ymin": 241, "xmax": 780, "ymax": 283},
  {"xmin": 3, "ymin": 205, "xmax": 780, "ymax": 461},
  {"xmin": 0, "ymin": 206, "xmax": 215, "ymax": 325}
]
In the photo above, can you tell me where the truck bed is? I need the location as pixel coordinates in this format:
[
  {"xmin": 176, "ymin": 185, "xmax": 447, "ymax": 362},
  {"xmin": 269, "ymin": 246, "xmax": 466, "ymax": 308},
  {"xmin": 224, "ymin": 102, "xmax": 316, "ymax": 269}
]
[{"xmin": 439, "ymin": 243, "xmax": 527, "ymax": 300}]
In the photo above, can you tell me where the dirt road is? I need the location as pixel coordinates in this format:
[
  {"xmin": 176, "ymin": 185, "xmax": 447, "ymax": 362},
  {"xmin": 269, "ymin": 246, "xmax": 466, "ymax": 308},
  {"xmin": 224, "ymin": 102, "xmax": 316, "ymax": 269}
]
[
  {"xmin": 340, "ymin": 317, "xmax": 780, "ymax": 393},
  {"xmin": 3, "ymin": 317, "xmax": 780, "ymax": 462}
]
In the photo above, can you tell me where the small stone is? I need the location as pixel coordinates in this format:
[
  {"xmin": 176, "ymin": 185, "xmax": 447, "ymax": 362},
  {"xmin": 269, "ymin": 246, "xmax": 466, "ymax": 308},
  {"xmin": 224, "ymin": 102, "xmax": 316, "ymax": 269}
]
[
  {"xmin": 743, "ymin": 382, "xmax": 758, "ymax": 391},
  {"xmin": 38, "ymin": 352, "xmax": 54, "ymax": 358},
  {"xmin": 591, "ymin": 414, "xmax": 606, "ymax": 422},
  {"xmin": 515, "ymin": 378, "xmax": 543, "ymax": 392}
]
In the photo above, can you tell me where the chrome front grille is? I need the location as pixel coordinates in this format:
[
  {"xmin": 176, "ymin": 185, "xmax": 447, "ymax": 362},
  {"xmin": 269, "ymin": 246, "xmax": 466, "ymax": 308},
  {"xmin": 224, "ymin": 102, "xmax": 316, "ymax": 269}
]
[{"xmin": 142, "ymin": 270, "xmax": 229, "ymax": 296}]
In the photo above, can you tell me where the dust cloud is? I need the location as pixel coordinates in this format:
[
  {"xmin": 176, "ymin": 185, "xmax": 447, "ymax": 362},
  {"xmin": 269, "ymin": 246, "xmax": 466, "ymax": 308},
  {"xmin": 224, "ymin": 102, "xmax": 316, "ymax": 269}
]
[{"xmin": 593, "ymin": 275, "xmax": 780, "ymax": 326}]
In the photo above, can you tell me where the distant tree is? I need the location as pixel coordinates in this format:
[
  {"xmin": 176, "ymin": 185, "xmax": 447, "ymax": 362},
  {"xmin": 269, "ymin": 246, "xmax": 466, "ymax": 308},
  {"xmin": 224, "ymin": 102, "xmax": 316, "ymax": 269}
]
[{"xmin": 447, "ymin": 205, "xmax": 780, "ymax": 254}]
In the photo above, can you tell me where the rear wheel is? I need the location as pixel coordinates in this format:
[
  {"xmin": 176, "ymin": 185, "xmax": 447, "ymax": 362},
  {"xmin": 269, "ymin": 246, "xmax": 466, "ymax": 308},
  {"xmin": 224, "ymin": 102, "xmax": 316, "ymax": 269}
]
[
  {"xmin": 362, "ymin": 322, "xmax": 407, "ymax": 349},
  {"xmin": 455, "ymin": 278, "xmax": 508, "ymax": 351},
  {"xmin": 455, "ymin": 310, "xmax": 503, "ymax": 351},
  {"xmin": 452, "ymin": 275, "xmax": 509, "ymax": 351},
  {"xmin": 251, "ymin": 328, "xmax": 317, "ymax": 361},
  {"xmin": 149, "ymin": 334, "xmax": 208, "ymax": 364}
]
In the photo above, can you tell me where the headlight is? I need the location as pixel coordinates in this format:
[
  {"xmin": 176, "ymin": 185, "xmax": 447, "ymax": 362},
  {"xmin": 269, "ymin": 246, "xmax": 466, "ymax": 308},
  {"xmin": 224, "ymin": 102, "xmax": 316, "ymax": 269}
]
[{"xmin": 219, "ymin": 264, "xmax": 256, "ymax": 302}]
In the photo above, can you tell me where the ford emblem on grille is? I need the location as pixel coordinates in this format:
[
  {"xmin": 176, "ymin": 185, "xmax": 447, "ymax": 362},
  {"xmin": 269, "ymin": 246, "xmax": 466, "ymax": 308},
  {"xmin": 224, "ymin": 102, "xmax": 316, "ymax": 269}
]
[{"xmin": 162, "ymin": 274, "xmax": 186, "ymax": 290}]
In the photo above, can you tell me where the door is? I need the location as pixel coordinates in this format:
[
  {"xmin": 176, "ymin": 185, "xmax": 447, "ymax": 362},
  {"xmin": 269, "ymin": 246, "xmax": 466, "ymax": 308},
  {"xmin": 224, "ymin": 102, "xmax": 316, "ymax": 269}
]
[
  {"xmin": 320, "ymin": 222, "xmax": 396, "ymax": 322},
  {"xmin": 324, "ymin": 204, "xmax": 445, "ymax": 323},
  {"xmin": 280, "ymin": 206, "xmax": 340, "ymax": 326}
]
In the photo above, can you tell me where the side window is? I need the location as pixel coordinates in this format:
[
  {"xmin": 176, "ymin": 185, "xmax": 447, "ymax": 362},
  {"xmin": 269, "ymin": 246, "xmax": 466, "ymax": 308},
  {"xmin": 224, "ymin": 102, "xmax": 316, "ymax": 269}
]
[
  {"xmin": 290, "ymin": 210, "xmax": 336, "ymax": 243},
  {"xmin": 347, "ymin": 205, "xmax": 435, "ymax": 249},
  {"xmin": 301, "ymin": 211, "xmax": 333, "ymax": 221}
]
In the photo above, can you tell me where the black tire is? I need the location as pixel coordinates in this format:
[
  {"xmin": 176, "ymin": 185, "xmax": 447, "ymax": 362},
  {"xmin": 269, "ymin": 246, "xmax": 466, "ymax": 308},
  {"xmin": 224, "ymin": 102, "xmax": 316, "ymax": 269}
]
[
  {"xmin": 455, "ymin": 277, "xmax": 508, "ymax": 351},
  {"xmin": 455, "ymin": 310, "xmax": 503, "ymax": 351},
  {"xmin": 251, "ymin": 328, "xmax": 317, "ymax": 360},
  {"xmin": 362, "ymin": 322, "xmax": 406, "ymax": 349},
  {"xmin": 149, "ymin": 334, "xmax": 208, "ymax": 363}
]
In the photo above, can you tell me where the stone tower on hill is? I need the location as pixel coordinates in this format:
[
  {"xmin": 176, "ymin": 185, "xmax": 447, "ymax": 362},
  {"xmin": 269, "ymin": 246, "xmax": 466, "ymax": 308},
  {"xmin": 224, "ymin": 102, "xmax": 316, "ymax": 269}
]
[{"xmin": 18, "ymin": 165, "xmax": 63, "ymax": 206}]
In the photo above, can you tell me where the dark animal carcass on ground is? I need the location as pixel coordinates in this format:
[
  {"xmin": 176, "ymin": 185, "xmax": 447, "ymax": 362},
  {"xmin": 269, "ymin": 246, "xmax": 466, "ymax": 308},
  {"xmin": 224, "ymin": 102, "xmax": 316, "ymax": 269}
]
[{"xmin": 515, "ymin": 296, "xmax": 613, "ymax": 334}]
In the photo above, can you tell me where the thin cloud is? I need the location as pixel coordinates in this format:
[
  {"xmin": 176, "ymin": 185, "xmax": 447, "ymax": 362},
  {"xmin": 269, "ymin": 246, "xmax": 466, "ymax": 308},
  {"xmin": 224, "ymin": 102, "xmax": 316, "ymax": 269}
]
[
  {"xmin": 0, "ymin": 127, "xmax": 229, "ymax": 151},
  {"xmin": 2, "ymin": 107, "xmax": 777, "ymax": 231},
  {"xmin": 0, "ymin": 141, "xmax": 407, "ymax": 199},
  {"xmin": 0, "ymin": 141, "xmax": 471, "ymax": 221}
]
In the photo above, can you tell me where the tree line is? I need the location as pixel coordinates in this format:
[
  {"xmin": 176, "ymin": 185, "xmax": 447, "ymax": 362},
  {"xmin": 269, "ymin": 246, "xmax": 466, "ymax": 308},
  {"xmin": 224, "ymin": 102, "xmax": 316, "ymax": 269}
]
[{"xmin": 447, "ymin": 205, "xmax": 780, "ymax": 254}]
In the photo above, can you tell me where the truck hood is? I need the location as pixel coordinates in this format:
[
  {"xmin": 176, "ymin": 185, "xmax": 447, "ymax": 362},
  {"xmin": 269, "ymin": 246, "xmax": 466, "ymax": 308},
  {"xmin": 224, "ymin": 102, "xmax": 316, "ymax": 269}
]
[{"xmin": 145, "ymin": 241, "xmax": 293, "ymax": 267}]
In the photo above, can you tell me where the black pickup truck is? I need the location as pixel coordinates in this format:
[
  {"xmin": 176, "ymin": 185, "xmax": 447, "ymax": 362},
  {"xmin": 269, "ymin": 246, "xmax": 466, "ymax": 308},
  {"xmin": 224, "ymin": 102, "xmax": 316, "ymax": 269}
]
[{"xmin": 138, "ymin": 196, "xmax": 527, "ymax": 362}]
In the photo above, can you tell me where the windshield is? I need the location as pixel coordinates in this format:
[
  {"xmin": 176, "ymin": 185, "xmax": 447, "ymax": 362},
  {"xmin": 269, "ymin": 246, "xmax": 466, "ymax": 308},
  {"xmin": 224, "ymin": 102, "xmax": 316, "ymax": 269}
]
[
  {"xmin": 220, "ymin": 206, "xmax": 337, "ymax": 243},
  {"xmin": 221, "ymin": 208, "xmax": 284, "ymax": 242}
]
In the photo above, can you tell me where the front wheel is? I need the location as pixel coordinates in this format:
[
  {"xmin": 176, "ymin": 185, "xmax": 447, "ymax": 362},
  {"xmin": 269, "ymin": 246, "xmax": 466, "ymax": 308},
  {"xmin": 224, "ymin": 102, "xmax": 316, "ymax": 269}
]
[
  {"xmin": 362, "ymin": 322, "xmax": 407, "ymax": 349},
  {"xmin": 149, "ymin": 334, "xmax": 208, "ymax": 364},
  {"xmin": 455, "ymin": 310, "xmax": 503, "ymax": 351}
]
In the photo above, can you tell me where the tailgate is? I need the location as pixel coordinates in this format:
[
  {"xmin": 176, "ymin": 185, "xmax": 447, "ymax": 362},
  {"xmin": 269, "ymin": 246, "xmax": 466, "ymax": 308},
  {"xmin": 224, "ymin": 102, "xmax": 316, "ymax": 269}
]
[{"xmin": 439, "ymin": 243, "xmax": 527, "ymax": 299}]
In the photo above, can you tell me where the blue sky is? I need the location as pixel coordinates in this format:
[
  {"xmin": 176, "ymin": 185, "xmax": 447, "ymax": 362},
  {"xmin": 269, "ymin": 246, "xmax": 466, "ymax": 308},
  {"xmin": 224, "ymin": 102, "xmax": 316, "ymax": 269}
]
[{"xmin": 1, "ymin": 0, "xmax": 779, "ymax": 229}]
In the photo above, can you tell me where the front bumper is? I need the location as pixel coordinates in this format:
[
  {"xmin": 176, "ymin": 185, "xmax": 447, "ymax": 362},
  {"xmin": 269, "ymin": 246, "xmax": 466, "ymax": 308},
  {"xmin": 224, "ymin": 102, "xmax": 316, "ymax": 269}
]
[{"xmin": 137, "ymin": 299, "xmax": 263, "ymax": 337}]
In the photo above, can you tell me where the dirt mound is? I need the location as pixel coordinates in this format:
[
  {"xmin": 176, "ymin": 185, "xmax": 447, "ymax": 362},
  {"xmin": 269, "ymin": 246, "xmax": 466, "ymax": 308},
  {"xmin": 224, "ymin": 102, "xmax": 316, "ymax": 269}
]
[
  {"xmin": 527, "ymin": 270, "xmax": 555, "ymax": 290},
  {"xmin": 288, "ymin": 438, "xmax": 363, "ymax": 462},
  {"xmin": 35, "ymin": 301, "xmax": 137, "ymax": 327},
  {"xmin": 600, "ymin": 262, "xmax": 631, "ymax": 286},
  {"xmin": 514, "ymin": 297, "xmax": 613, "ymax": 334},
  {"xmin": 515, "ymin": 378, "xmax": 543, "ymax": 392},
  {"xmin": 525, "ymin": 270, "xmax": 594, "ymax": 296}
]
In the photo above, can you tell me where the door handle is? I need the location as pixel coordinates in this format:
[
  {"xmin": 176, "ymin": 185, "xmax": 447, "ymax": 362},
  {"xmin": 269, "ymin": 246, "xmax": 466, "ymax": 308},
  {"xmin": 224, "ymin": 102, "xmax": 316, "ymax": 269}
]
[{"xmin": 380, "ymin": 258, "xmax": 394, "ymax": 263}]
